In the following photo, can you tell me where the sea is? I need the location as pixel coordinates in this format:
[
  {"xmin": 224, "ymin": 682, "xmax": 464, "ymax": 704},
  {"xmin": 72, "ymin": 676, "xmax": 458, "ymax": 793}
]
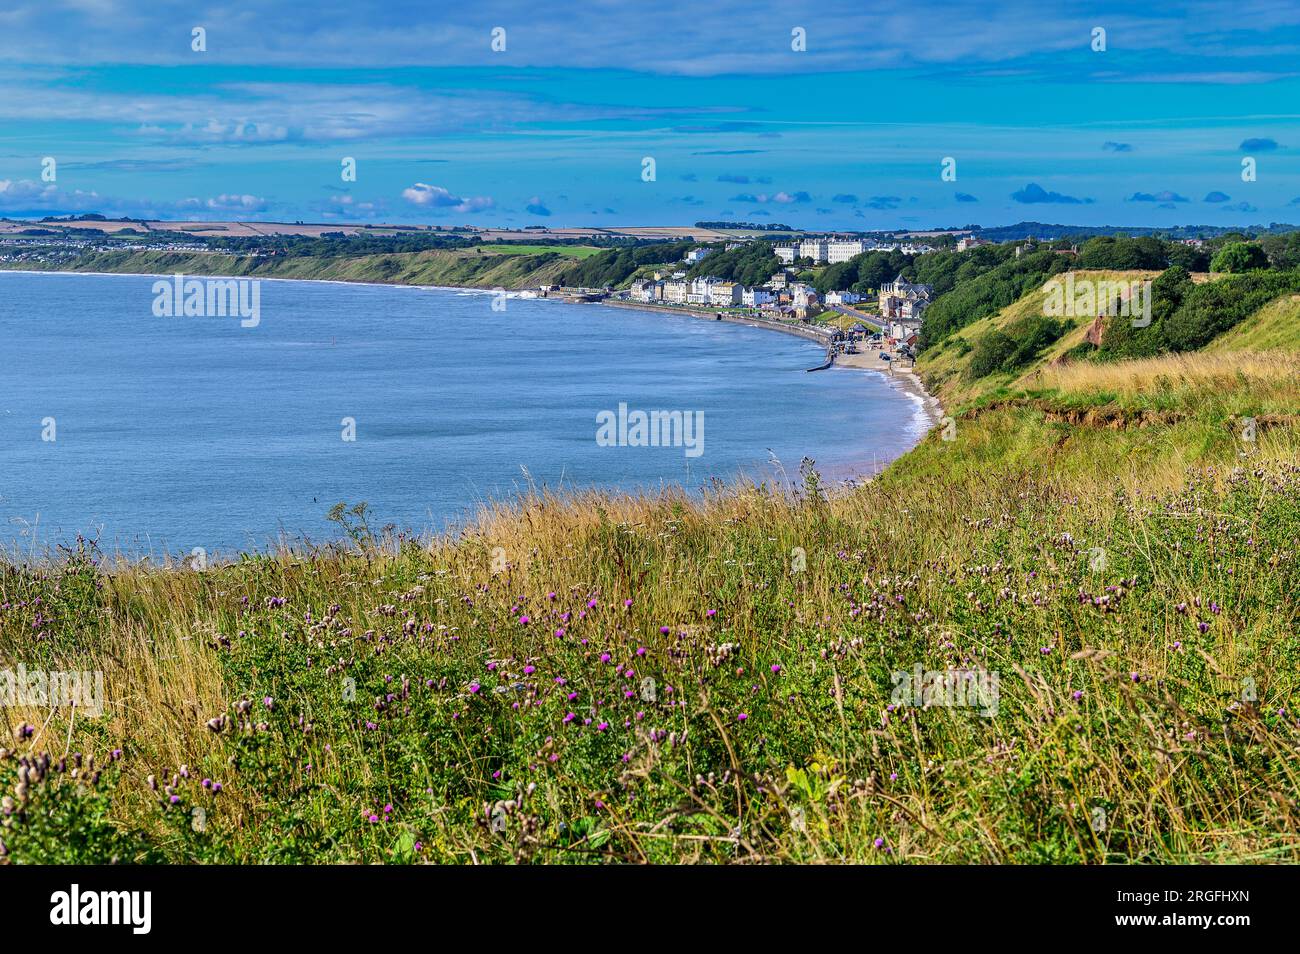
[{"xmin": 0, "ymin": 271, "xmax": 929, "ymax": 557}]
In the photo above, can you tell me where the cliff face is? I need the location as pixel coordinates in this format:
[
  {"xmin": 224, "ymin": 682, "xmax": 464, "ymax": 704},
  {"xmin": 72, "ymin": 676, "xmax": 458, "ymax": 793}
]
[
  {"xmin": 0, "ymin": 247, "xmax": 577, "ymax": 290},
  {"xmin": 1085, "ymin": 312, "xmax": 1107, "ymax": 347}
]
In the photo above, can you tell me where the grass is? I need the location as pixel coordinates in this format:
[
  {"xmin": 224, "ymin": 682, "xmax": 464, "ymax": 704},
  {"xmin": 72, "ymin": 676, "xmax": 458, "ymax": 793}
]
[
  {"xmin": 1206, "ymin": 294, "xmax": 1300, "ymax": 354},
  {"xmin": 0, "ymin": 246, "xmax": 578, "ymax": 290},
  {"xmin": 477, "ymin": 244, "xmax": 603, "ymax": 259},
  {"xmin": 1, "ymin": 278, "xmax": 1299, "ymax": 865}
]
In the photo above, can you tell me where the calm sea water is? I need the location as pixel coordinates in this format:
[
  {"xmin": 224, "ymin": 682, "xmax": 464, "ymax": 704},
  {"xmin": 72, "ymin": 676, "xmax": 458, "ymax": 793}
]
[{"xmin": 0, "ymin": 271, "xmax": 927, "ymax": 557}]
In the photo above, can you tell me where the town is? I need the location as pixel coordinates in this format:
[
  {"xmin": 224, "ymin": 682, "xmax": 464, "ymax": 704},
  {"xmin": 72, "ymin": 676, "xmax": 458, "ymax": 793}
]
[{"xmin": 620, "ymin": 235, "xmax": 955, "ymax": 357}]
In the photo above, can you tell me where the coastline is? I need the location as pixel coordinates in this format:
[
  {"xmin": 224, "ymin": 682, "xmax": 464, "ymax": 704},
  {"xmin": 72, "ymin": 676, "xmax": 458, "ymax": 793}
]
[
  {"xmin": 601, "ymin": 296, "xmax": 943, "ymax": 430},
  {"xmin": 0, "ymin": 262, "xmax": 944, "ymax": 450}
]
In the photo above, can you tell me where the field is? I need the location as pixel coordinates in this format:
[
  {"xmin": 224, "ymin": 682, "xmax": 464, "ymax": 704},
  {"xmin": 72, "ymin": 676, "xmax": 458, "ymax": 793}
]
[
  {"xmin": 1, "ymin": 274, "xmax": 1298, "ymax": 864},
  {"xmin": 476, "ymin": 244, "xmax": 603, "ymax": 258}
]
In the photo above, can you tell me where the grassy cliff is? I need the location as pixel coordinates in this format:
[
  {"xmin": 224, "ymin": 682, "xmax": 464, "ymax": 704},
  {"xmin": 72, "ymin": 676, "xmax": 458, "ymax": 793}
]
[
  {"xmin": 0, "ymin": 246, "xmax": 582, "ymax": 289},
  {"xmin": 1, "ymin": 272, "xmax": 1298, "ymax": 864}
]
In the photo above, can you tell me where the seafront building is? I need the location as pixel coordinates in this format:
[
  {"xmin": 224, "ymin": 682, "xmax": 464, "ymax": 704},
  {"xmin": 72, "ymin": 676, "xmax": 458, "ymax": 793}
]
[
  {"xmin": 879, "ymin": 274, "xmax": 933, "ymax": 320},
  {"xmin": 623, "ymin": 243, "xmax": 931, "ymax": 340}
]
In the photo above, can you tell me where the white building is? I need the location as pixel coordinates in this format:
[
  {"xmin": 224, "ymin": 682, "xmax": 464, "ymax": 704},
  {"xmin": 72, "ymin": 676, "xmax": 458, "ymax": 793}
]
[
  {"xmin": 823, "ymin": 290, "xmax": 862, "ymax": 306},
  {"xmin": 827, "ymin": 240, "xmax": 866, "ymax": 263},
  {"xmin": 956, "ymin": 236, "xmax": 991, "ymax": 252},
  {"xmin": 742, "ymin": 287, "xmax": 773, "ymax": 307},
  {"xmin": 709, "ymin": 282, "xmax": 742, "ymax": 306},
  {"xmin": 683, "ymin": 247, "xmax": 714, "ymax": 265},
  {"xmin": 799, "ymin": 239, "xmax": 829, "ymax": 263},
  {"xmin": 889, "ymin": 319, "xmax": 923, "ymax": 342},
  {"xmin": 663, "ymin": 280, "xmax": 689, "ymax": 304},
  {"xmin": 687, "ymin": 276, "xmax": 716, "ymax": 304},
  {"xmin": 775, "ymin": 244, "xmax": 799, "ymax": 265},
  {"xmin": 629, "ymin": 279, "xmax": 663, "ymax": 303}
]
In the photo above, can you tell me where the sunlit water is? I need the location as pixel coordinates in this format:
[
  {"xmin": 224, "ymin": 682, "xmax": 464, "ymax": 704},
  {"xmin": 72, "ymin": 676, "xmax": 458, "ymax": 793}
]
[{"xmin": 0, "ymin": 271, "xmax": 928, "ymax": 557}]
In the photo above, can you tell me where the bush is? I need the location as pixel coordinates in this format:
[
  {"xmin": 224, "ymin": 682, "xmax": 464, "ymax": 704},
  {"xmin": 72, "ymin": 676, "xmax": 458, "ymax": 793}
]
[
  {"xmin": 968, "ymin": 330, "xmax": 1017, "ymax": 377},
  {"xmin": 1210, "ymin": 242, "xmax": 1268, "ymax": 274},
  {"xmin": 968, "ymin": 315, "xmax": 1067, "ymax": 379}
]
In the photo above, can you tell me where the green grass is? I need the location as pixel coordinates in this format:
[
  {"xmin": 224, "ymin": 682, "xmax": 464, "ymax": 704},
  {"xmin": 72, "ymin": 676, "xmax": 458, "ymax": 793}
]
[
  {"xmin": 477, "ymin": 244, "xmax": 603, "ymax": 258},
  {"xmin": 0, "ymin": 247, "xmax": 578, "ymax": 290},
  {"xmin": 1206, "ymin": 293, "xmax": 1300, "ymax": 353}
]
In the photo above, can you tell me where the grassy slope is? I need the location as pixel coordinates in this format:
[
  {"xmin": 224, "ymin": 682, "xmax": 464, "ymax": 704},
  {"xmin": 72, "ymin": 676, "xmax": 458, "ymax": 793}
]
[
  {"xmin": 0, "ymin": 247, "xmax": 580, "ymax": 290},
  {"xmin": 1206, "ymin": 293, "xmax": 1300, "ymax": 353},
  {"xmin": 1, "ymin": 275, "xmax": 1298, "ymax": 865}
]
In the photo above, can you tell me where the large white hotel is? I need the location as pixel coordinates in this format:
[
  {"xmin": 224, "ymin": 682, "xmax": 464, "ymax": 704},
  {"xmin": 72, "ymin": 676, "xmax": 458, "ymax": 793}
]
[{"xmin": 776, "ymin": 238, "xmax": 868, "ymax": 265}]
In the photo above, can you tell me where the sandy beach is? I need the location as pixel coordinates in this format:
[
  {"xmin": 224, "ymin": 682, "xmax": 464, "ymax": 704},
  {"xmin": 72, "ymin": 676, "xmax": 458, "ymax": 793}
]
[
  {"xmin": 834, "ymin": 348, "xmax": 944, "ymax": 429},
  {"xmin": 602, "ymin": 296, "xmax": 944, "ymax": 430}
]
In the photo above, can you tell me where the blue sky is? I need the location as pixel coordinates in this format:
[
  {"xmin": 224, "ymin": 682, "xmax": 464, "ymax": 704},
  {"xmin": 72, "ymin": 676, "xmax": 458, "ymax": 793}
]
[{"xmin": 2, "ymin": 0, "xmax": 1299, "ymax": 229}]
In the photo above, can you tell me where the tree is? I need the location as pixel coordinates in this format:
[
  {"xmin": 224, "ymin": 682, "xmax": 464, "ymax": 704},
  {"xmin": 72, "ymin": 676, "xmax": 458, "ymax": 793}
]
[
  {"xmin": 1210, "ymin": 241, "xmax": 1268, "ymax": 274},
  {"xmin": 968, "ymin": 330, "xmax": 1016, "ymax": 378},
  {"xmin": 1260, "ymin": 232, "xmax": 1300, "ymax": 270}
]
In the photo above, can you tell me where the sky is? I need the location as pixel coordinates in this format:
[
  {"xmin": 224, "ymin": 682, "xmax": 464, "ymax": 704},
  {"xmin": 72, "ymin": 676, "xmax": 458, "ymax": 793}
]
[{"xmin": 1, "ymin": 0, "xmax": 1299, "ymax": 230}]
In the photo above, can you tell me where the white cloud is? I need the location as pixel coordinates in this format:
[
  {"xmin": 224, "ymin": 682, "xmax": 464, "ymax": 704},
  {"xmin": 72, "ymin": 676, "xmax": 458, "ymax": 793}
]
[{"xmin": 401, "ymin": 182, "xmax": 494, "ymax": 213}]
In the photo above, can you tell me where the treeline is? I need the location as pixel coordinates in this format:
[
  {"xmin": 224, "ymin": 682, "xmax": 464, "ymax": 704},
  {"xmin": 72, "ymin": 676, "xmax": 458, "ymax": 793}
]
[
  {"xmin": 920, "ymin": 233, "xmax": 1300, "ymax": 350},
  {"xmin": 920, "ymin": 249, "xmax": 1073, "ymax": 347},
  {"xmin": 206, "ymin": 233, "xmax": 478, "ymax": 257},
  {"xmin": 557, "ymin": 241, "xmax": 692, "ymax": 287},
  {"xmin": 1098, "ymin": 265, "xmax": 1300, "ymax": 359},
  {"xmin": 811, "ymin": 250, "xmax": 914, "ymax": 296},
  {"xmin": 685, "ymin": 242, "xmax": 779, "ymax": 286}
]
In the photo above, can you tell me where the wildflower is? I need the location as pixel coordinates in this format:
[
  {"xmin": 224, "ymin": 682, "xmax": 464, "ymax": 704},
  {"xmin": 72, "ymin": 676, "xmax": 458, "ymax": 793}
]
[
  {"xmin": 707, "ymin": 609, "xmax": 717, "ymax": 618},
  {"xmin": 523, "ymin": 665, "xmax": 535, "ymax": 675},
  {"xmin": 563, "ymin": 712, "xmax": 576, "ymax": 724},
  {"xmin": 554, "ymin": 628, "xmax": 566, "ymax": 638},
  {"xmin": 1071, "ymin": 690, "xmax": 1083, "ymax": 701},
  {"xmin": 468, "ymin": 683, "xmax": 481, "ymax": 694},
  {"xmin": 737, "ymin": 713, "xmax": 748, "ymax": 723},
  {"xmin": 771, "ymin": 664, "xmax": 782, "ymax": 674},
  {"xmin": 519, "ymin": 615, "xmax": 530, "ymax": 625}
]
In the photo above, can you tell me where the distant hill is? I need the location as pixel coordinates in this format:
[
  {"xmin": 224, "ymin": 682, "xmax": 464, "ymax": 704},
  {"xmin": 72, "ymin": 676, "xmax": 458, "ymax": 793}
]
[{"xmin": 969, "ymin": 221, "xmax": 1300, "ymax": 242}]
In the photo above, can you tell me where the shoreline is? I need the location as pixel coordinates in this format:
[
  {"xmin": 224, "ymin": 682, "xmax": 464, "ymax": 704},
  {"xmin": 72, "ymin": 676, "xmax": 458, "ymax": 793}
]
[
  {"xmin": 600, "ymin": 296, "xmax": 943, "ymax": 430},
  {"xmin": 0, "ymin": 262, "xmax": 943, "ymax": 453}
]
